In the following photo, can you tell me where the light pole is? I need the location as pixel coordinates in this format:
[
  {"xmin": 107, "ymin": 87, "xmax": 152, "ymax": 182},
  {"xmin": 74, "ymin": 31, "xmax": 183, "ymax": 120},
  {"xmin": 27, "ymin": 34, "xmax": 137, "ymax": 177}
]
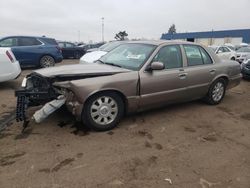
[
  {"xmin": 78, "ymin": 30, "xmax": 80, "ymax": 43},
  {"xmin": 101, "ymin": 17, "xmax": 104, "ymax": 42}
]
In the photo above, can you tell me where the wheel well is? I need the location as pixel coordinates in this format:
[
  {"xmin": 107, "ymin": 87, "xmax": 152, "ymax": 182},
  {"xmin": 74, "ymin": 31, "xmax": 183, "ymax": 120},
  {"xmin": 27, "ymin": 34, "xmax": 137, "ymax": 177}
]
[
  {"xmin": 40, "ymin": 54, "xmax": 55, "ymax": 62},
  {"xmin": 231, "ymin": 56, "xmax": 235, "ymax": 60},
  {"xmin": 84, "ymin": 90, "xmax": 128, "ymax": 113},
  {"xmin": 217, "ymin": 76, "xmax": 229, "ymax": 86}
]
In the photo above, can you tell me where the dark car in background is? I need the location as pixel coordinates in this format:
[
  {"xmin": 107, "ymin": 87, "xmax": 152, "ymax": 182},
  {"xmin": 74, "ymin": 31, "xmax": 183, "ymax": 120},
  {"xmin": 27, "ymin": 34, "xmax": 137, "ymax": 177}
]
[
  {"xmin": 58, "ymin": 42, "xmax": 86, "ymax": 59},
  {"xmin": 241, "ymin": 59, "xmax": 250, "ymax": 79},
  {"xmin": 80, "ymin": 42, "xmax": 105, "ymax": 52},
  {"xmin": 0, "ymin": 36, "xmax": 63, "ymax": 68}
]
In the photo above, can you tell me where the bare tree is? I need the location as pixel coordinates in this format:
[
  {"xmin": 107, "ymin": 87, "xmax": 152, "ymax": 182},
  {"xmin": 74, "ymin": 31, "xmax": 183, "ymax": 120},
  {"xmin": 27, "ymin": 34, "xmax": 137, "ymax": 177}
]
[
  {"xmin": 115, "ymin": 31, "xmax": 128, "ymax": 40},
  {"xmin": 168, "ymin": 24, "xmax": 176, "ymax": 34}
]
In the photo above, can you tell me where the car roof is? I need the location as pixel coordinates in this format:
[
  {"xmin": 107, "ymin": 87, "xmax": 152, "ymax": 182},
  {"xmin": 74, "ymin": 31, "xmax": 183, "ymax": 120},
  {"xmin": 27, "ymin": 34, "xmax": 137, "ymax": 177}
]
[
  {"xmin": 0, "ymin": 36, "xmax": 54, "ymax": 39},
  {"xmin": 126, "ymin": 40, "xmax": 200, "ymax": 46}
]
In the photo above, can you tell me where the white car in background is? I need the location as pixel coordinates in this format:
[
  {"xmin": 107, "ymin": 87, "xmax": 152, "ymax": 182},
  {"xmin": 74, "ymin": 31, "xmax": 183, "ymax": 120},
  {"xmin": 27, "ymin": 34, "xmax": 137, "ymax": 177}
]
[
  {"xmin": 80, "ymin": 41, "xmax": 125, "ymax": 64},
  {"xmin": 236, "ymin": 46, "xmax": 250, "ymax": 63},
  {"xmin": 0, "ymin": 48, "xmax": 21, "ymax": 82},
  {"xmin": 209, "ymin": 45, "xmax": 236, "ymax": 61}
]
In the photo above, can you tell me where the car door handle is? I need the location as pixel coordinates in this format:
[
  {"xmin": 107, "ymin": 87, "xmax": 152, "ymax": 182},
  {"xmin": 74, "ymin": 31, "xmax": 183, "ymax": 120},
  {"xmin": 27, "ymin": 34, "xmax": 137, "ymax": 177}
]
[
  {"xmin": 209, "ymin": 69, "xmax": 216, "ymax": 74},
  {"xmin": 178, "ymin": 73, "xmax": 188, "ymax": 79}
]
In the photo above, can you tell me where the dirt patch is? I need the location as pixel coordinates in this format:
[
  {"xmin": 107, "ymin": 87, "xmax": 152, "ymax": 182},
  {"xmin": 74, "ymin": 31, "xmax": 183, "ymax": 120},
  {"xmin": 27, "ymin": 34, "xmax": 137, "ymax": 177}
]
[
  {"xmin": 184, "ymin": 126, "xmax": 196, "ymax": 133},
  {"xmin": 217, "ymin": 106, "xmax": 234, "ymax": 116},
  {"xmin": 241, "ymin": 113, "xmax": 250, "ymax": 121},
  {"xmin": 154, "ymin": 143, "xmax": 163, "ymax": 150},
  {"xmin": 0, "ymin": 152, "xmax": 26, "ymax": 167},
  {"xmin": 138, "ymin": 130, "xmax": 154, "ymax": 140},
  {"xmin": 39, "ymin": 158, "xmax": 75, "ymax": 173}
]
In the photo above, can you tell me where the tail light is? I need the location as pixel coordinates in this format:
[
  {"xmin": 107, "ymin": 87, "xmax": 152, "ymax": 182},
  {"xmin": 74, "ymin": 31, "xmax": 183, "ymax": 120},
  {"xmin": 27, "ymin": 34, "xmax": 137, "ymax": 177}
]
[
  {"xmin": 6, "ymin": 50, "xmax": 14, "ymax": 63},
  {"xmin": 56, "ymin": 46, "xmax": 62, "ymax": 53}
]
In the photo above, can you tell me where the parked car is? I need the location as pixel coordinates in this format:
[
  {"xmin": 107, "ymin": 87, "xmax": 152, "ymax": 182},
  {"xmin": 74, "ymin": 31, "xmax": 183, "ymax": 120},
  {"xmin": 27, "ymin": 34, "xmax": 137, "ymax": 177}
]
[
  {"xmin": 236, "ymin": 47, "xmax": 250, "ymax": 63},
  {"xmin": 209, "ymin": 45, "xmax": 236, "ymax": 60},
  {"xmin": 241, "ymin": 59, "xmax": 250, "ymax": 79},
  {"xmin": 16, "ymin": 41, "xmax": 241, "ymax": 131},
  {"xmin": 80, "ymin": 41, "xmax": 125, "ymax": 63},
  {"xmin": 0, "ymin": 36, "xmax": 63, "ymax": 68},
  {"xmin": 0, "ymin": 48, "xmax": 21, "ymax": 82},
  {"xmin": 80, "ymin": 42, "xmax": 105, "ymax": 51},
  {"xmin": 58, "ymin": 42, "xmax": 86, "ymax": 59}
]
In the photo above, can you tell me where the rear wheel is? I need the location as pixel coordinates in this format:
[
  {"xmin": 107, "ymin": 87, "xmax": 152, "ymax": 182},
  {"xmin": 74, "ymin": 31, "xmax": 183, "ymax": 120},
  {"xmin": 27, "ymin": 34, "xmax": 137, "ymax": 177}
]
[
  {"xmin": 40, "ymin": 55, "xmax": 55, "ymax": 68},
  {"xmin": 74, "ymin": 51, "xmax": 81, "ymax": 59},
  {"xmin": 82, "ymin": 92, "xmax": 124, "ymax": 131},
  {"xmin": 204, "ymin": 78, "xmax": 226, "ymax": 105}
]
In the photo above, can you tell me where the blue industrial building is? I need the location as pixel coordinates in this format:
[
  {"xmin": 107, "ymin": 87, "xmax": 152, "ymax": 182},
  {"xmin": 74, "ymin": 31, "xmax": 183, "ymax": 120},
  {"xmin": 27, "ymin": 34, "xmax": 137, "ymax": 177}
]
[{"xmin": 161, "ymin": 29, "xmax": 250, "ymax": 45}]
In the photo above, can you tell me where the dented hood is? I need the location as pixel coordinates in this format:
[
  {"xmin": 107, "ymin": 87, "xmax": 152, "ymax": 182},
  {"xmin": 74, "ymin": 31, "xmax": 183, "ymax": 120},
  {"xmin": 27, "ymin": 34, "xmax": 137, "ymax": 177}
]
[{"xmin": 34, "ymin": 63, "xmax": 131, "ymax": 78}]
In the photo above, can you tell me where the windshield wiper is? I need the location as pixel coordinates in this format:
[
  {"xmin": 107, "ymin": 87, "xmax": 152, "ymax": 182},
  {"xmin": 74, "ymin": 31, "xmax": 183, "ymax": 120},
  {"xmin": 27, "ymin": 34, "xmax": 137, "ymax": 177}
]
[
  {"xmin": 96, "ymin": 60, "xmax": 122, "ymax": 68},
  {"xmin": 104, "ymin": 62, "xmax": 122, "ymax": 68}
]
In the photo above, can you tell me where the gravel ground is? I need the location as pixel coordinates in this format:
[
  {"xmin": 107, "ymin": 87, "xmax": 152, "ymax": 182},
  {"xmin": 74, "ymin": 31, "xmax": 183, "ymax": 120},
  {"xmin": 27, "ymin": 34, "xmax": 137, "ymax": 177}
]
[{"xmin": 0, "ymin": 60, "xmax": 250, "ymax": 188}]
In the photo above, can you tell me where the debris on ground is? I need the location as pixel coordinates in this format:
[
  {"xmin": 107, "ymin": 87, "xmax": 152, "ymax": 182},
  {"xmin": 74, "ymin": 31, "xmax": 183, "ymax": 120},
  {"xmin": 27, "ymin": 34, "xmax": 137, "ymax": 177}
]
[
  {"xmin": 164, "ymin": 178, "xmax": 172, "ymax": 185},
  {"xmin": 32, "ymin": 95, "xmax": 66, "ymax": 123}
]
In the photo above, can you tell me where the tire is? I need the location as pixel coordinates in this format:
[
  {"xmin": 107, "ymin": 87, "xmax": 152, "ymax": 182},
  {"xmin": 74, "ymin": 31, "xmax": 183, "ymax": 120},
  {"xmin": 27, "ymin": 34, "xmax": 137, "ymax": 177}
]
[
  {"xmin": 82, "ymin": 92, "xmax": 124, "ymax": 131},
  {"xmin": 40, "ymin": 55, "xmax": 55, "ymax": 68},
  {"xmin": 204, "ymin": 78, "xmax": 226, "ymax": 105},
  {"xmin": 74, "ymin": 51, "xmax": 81, "ymax": 59}
]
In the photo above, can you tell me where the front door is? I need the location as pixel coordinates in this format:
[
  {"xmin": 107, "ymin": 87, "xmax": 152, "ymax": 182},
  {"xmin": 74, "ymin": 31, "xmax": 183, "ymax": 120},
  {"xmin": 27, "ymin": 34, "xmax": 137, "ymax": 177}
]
[{"xmin": 139, "ymin": 45, "xmax": 188, "ymax": 109}]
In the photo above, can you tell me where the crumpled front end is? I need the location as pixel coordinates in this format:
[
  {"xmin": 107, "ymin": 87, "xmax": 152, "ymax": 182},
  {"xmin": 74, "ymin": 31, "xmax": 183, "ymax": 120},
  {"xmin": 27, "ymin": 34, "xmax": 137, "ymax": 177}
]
[{"xmin": 15, "ymin": 73, "xmax": 59, "ymax": 123}]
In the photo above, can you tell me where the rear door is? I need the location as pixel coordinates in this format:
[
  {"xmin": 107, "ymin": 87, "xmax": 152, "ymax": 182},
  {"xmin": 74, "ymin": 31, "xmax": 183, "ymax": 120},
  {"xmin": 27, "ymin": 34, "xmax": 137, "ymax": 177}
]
[
  {"xmin": 64, "ymin": 42, "xmax": 76, "ymax": 57},
  {"xmin": 139, "ymin": 44, "xmax": 188, "ymax": 109},
  {"xmin": 12, "ymin": 37, "xmax": 43, "ymax": 66},
  {"xmin": 182, "ymin": 44, "xmax": 215, "ymax": 99}
]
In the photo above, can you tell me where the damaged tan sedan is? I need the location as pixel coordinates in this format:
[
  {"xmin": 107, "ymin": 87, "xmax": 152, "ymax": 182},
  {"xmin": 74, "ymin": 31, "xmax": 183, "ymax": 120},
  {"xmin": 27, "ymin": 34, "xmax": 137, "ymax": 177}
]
[{"xmin": 16, "ymin": 41, "xmax": 241, "ymax": 131}]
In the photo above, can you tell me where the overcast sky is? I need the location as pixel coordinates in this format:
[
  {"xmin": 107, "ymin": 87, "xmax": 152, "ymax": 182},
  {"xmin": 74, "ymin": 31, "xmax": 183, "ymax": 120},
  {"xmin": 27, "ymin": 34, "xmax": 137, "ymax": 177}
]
[{"xmin": 0, "ymin": 0, "xmax": 250, "ymax": 43}]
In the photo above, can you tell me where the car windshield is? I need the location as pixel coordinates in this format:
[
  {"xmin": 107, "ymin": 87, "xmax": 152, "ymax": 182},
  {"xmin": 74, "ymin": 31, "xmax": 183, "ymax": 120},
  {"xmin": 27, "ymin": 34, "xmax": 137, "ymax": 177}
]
[
  {"xmin": 99, "ymin": 43, "xmax": 156, "ymax": 71},
  {"xmin": 208, "ymin": 46, "xmax": 217, "ymax": 52},
  {"xmin": 99, "ymin": 41, "xmax": 123, "ymax": 52},
  {"xmin": 237, "ymin": 47, "xmax": 250, "ymax": 53}
]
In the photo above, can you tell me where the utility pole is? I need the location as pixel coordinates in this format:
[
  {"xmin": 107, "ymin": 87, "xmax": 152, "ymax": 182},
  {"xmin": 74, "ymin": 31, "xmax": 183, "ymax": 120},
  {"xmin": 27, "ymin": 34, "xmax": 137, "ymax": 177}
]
[
  {"xmin": 78, "ymin": 30, "xmax": 80, "ymax": 43},
  {"xmin": 101, "ymin": 17, "xmax": 104, "ymax": 42}
]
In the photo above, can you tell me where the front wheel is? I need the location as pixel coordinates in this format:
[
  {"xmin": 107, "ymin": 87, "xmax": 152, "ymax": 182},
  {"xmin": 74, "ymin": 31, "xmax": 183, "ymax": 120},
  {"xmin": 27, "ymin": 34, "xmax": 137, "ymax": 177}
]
[
  {"xmin": 40, "ymin": 55, "xmax": 55, "ymax": 68},
  {"xmin": 204, "ymin": 78, "xmax": 226, "ymax": 105},
  {"xmin": 82, "ymin": 92, "xmax": 124, "ymax": 131}
]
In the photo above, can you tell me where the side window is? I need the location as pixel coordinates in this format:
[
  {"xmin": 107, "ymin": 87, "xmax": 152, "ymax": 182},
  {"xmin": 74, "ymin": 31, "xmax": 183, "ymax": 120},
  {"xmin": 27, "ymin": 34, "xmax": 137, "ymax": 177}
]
[
  {"xmin": 0, "ymin": 38, "xmax": 18, "ymax": 47},
  {"xmin": 65, "ymin": 43, "xmax": 74, "ymax": 47},
  {"xmin": 183, "ymin": 45, "xmax": 203, "ymax": 66},
  {"xmin": 223, "ymin": 47, "xmax": 230, "ymax": 52},
  {"xmin": 153, "ymin": 45, "xmax": 182, "ymax": 69},
  {"xmin": 218, "ymin": 47, "xmax": 224, "ymax": 53},
  {"xmin": 58, "ymin": 43, "xmax": 65, "ymax": 48},
  {"xmin": 199, "ymin": 47, "xmax": 213, "ymax": 64},
  {"xmin": 18, "ymin": 37, "xmax": 42, "ymax": 46}
]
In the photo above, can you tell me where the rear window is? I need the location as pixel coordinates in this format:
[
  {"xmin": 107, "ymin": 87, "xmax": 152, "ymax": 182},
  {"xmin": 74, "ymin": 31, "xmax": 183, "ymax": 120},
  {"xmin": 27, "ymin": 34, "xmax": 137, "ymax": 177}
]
[
  {"xmin": 184, "ymin": 45, "xmax": 212, "ymax": 66},
  {"xmin": 40, "ymin": 38, "xmax": 58, "ymax": 45}
]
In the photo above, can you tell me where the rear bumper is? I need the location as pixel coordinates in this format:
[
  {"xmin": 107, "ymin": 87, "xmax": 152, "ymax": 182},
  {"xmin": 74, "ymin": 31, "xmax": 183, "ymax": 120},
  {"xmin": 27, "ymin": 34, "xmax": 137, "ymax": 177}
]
[
  {"xmin": 0, "ymin": 61, "xmax": 21, "ymax": 82},
  {"xmin": 55, "ymin": 55, "xmax": 63, "ymax": 63},
  {"xmin": 227, "ymin": 74, "xmax": 242, "ymax": 89}
]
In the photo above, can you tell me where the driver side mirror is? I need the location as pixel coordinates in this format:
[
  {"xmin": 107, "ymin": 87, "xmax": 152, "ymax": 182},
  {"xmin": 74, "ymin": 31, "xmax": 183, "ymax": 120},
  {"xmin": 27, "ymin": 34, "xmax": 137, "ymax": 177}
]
[
  {"xmin": 217, "ymin": 50, "xmax": 223, "ymax": 54},
  {"xmin": 147, "ymin": 61, "xmax": 165, "ymax": 71}
]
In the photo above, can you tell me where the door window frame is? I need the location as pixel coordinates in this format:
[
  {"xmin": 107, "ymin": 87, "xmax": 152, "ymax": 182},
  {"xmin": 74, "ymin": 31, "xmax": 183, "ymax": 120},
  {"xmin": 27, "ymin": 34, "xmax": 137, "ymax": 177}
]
[{"xmin": 182, "ymin": 44, "xmax": 214, "ymax": 67}]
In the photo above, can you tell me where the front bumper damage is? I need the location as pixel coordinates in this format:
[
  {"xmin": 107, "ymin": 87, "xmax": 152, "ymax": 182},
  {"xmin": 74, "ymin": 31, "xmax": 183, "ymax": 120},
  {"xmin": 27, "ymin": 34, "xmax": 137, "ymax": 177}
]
[{"xmin": 15, "ymin": 73, "xmax": 65, "ymax": 130}]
